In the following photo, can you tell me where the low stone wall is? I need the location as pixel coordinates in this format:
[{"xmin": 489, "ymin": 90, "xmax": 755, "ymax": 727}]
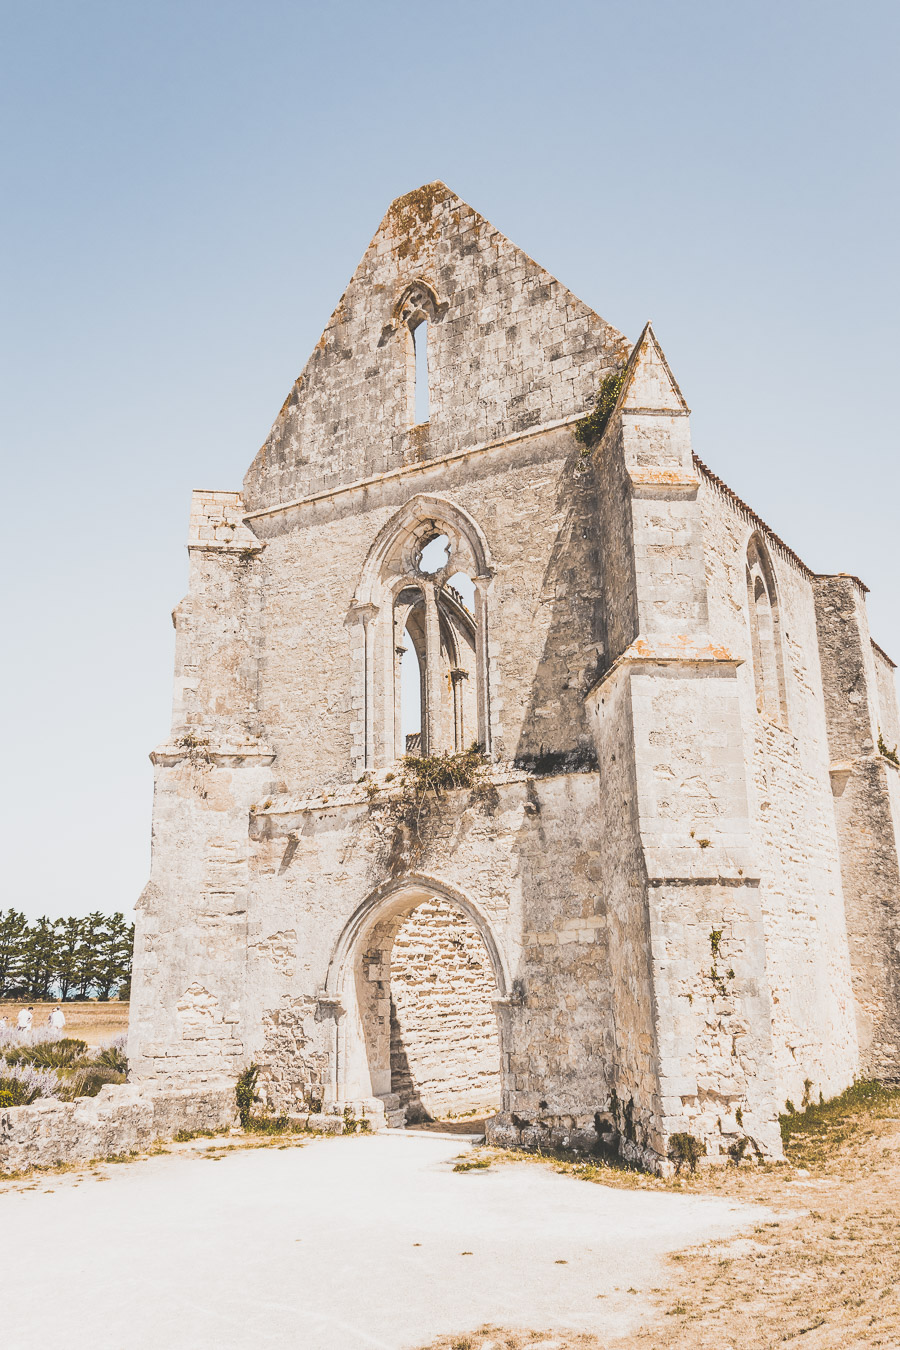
[
  {"xmin": 0, "ymin": 1080, "xmax": 236, "ymax": 1175},
  {"xmin": 485, "ymin": 1111, "xmax": 671, "ymax": 1175}
]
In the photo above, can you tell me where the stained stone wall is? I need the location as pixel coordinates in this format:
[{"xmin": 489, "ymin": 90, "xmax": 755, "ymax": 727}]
[
  {"xmin": 130, "ymin": 181, "xmax": 900, "ymax": 1173},
  {"xmin": 813, "ymin": 575, "xmax": 900, "ymax": 1080},
  {"xmin": 697, "ymin": 475, "xmax": 860, "ymax": 1105},
  {"xmin": 388, "ymin": 899, "xmax": 501, "ymax": 1120},
  {"xmin": 242, "ymin": 183, "xmax": 629, "ymax": 511}
]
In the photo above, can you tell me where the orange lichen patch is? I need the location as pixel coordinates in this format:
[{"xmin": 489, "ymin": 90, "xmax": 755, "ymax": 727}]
[
  {"xmin": 387, "ymin": 182, "xmax": 449, "ymax": 260},
  {"xmin": 623, "ymin": 636, "xmax": 737, "ymax": 663},
  {"xmin": 628, "ymin": 469, "xmax": 700, "ymax": 488}
]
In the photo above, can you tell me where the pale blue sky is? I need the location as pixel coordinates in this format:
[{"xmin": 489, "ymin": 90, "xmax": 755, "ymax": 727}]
[{"xmin": 2, "ymin": 1, "xmax": 897, "ymax": 919}]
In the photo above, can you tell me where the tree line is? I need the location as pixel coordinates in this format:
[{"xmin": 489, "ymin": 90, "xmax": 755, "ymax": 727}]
[{"xmin": 0, "ymin": 911, "xmax": 134, "ymax": 1002}]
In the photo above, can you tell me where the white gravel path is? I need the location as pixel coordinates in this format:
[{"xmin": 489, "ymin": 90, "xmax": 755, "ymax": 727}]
[{"xmin": 0, "ymin": 1133, "xmax": 769, "ymax": 1348}]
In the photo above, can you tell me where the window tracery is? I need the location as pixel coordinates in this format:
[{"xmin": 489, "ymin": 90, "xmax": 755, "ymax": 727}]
[{"xmin": 352, "ymin": 496, "xmax": 492, "ymax": 772}]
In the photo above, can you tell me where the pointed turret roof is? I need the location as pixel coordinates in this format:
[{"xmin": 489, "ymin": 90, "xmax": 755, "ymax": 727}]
[{"xmin": 620, "ymin": 322, "xmax": 689, "ymax": 414}]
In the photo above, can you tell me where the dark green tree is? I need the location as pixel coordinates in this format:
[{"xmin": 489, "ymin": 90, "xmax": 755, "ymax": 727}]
[
  {"xmin": 94, "ymin": 912, "xmax": 133, "ymax": 1000},
  {"xmin": 22, "ymin": 916, "xmax": 57, "ymax": 1000},
  {"xmin": 74, "ymin": 911, "xmax": 108, "ymax": 999},
  {"xmin": 0, "ymin": 910, "xmax": 29, "ymax": 996},
  {"xmin": 53, "ymin": 916, "xmax": 84, "ymax": 1001}
]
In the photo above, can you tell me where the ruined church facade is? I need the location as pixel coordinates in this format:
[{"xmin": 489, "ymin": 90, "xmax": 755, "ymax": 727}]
[{"xmin": 129, "ymin": 183, "xmax": 900, "ymax": 1168}]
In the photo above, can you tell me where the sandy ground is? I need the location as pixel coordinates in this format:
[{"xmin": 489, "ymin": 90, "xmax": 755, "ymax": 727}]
[
  {"xmin": 0, "ymin": 1132, "xmax": 768, "ymax": 1350},
  {"xmin": 418, "ymin": 1087, "xmax": 900, "ymax": 1350}
]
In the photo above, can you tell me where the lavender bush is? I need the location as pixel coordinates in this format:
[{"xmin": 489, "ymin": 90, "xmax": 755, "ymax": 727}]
[{"xmin": 0, "ymin": 1024, "xmax": 128, "ymax": 1107}]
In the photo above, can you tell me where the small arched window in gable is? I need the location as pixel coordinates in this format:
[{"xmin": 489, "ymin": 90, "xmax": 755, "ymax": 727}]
[
  {"xmin": 746, "ymin": 535, "xmax": 787, "ymax": 725},
  {"xmin": 395, "ymin": 280, "xmax": 443, "ymax": 429},
  {"xmin": 413, "ymin": 319, "xmax": 429, "ymax": 424}
]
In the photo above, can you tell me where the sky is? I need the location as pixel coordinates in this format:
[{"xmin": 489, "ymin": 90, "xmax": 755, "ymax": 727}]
[{"xmin": 2, "ymin": 0, "xmax": 898, "ymax": 920}]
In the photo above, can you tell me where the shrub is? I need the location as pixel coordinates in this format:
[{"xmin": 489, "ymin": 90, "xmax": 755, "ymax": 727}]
[
  {"xmin": 59, "ymin": 1064, "xmax": 126, "ymax": 1099},
  {"xmin": 0, "ymin": 1076, "xmax": 40, "ymax": 1107},
  {"xmin": 24, "ymin": 1038, "xmax": 88, "ymax": 1069},
  {"xmin": 235, "ymin": 1064, "xmax": 260, "ymax": 1128},
  {"xmin": 398, "ymin": 744, "xmax": 487, "ymax": 800},
  {"xmin": 668, "ymin": 1131, "xmax": 706, "ymax": 1173},
  {"xmin": 95, "ymin": 1041, "xmax": 128, "ymax": 1074},
  {"xmin": 0, "ymin": 1061, "xmax": 60, "ymax": 1104}
]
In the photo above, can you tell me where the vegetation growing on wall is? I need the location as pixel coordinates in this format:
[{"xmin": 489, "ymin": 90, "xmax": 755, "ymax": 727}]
[
  {"xmin": 367, "ymin": 745, "xmax": 490, "ymax": 854},
  {"xmin": 573, "ymin": 370, "xmax": 627, "ymax": 451},
  {"xmin": 878, "ymin": 729, "xmax": 899, "ymax": 766},
  {"xmin": 362, "ymin": 746, "xmax": 492, "ymax": 871},
  {"xmin": 0, "ymin": 910, "xmax": 133, "ymax": 1001}
]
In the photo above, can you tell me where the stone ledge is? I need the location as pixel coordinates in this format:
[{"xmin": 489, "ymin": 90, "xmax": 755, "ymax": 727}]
[
  {"xmin": 150, "ymin": 738, "xmax": 276, "ymax": 767},
  {"xmin": 249, "ymin": 763, "xmax": 598, "ymax": 820}
]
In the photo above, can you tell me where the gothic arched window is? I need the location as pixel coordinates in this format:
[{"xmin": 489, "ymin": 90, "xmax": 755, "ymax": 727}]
[
  {"xmin": 746, "ymin": 534, "xmax": 787, "ymax": 725},
  {"xmin": 351, "ymin": 496, "xmax": 492, "ymax": 773},
  {"xmin": 394, "ymin": 280, "xmax": 443, "ymax": 429}
]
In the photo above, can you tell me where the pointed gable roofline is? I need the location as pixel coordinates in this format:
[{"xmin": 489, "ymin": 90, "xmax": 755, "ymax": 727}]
[
  {"xmin": 614, "ymin": 320, "xmax": 690, "ymax": 420},
  {"xmin": 243, "ymin": 180, "xmax": 630, "ymax": 512}
]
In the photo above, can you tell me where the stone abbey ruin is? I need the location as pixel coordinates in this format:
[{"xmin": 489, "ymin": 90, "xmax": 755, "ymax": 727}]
[{"xmin": 128, "ymin": 182, "xmax": 900, "ymax": 1170}]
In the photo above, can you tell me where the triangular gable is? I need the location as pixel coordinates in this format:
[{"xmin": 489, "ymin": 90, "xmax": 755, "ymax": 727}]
[
  {"xmin": 620, "ymin": 322, "xmax": 689, "ymax": 415},
  {"xmin": 243, "ymin": 182, "xmax": 630, "ymax": 511}
]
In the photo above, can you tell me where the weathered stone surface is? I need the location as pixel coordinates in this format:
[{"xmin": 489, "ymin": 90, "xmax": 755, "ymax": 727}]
[
  {"xmin": 129, "ymin": 183, "xmax": 900, "ymax": 1171},
  {"xmin": 0, "ymin": 1082, "xmax": 236, "ymax": 1175},
  {"xmin": 389, "ymin": 898, "xmax": 500, "ymax": 1121}
]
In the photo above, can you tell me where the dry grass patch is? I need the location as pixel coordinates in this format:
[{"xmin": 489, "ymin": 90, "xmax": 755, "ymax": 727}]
[{"xmin": 419, "ymin": 1330, "xmax": 605, "ymax": 1350}]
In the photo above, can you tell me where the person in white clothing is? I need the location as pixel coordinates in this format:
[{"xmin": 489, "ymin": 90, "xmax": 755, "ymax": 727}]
[
  {"xmin": 49, "ymin": 1006, "xmax": 66, "ymax": 1030},
  {"xmin": 16, "ymin": 1007, "xmax": 33, "ymax": 1031}
]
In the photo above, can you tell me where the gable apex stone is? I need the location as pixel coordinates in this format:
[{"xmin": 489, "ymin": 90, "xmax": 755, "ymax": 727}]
[{"xmin": 621, "ymin": 321, "xmax": 690, "ymax": 415}]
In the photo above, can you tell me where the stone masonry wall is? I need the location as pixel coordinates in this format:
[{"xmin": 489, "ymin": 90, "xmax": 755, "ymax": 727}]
[
  {"xmin": 813, "ymin": 575, "xmax": 900, "ymax": 1080},
  {"xmin": 133, "ymin": 187, "xmax": 900, "ymax": 1174},
  {"xmin": 0, "ymin": 1082, "xmax": 236, "ymax": 1175},
  {"xmin": 389, "ymin": 899, "xmax": 501, "ymax": 1120},
  {"xmin": 240, "ymin": 427, "xmax": 608, "ymax": 797},
  {"xmin": 699, "ymin": 478, "xmax": 859, "ymax": 1105},
  {"xmin": 242, "ymin": 773, "xmax": 630, "ymax": 1142},
  {"xmin": 243, "ymin": 182, "xmax": 629, "ymax": 511}
]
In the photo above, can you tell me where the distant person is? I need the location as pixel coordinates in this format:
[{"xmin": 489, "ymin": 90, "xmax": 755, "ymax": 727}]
[
  {"xmin": 49, "ymin": 1006, "xmax": 65, "ymax": 1030},
  {"xmin": 16, "ymin": 1006, "xmax": 33, "ymax": 1031}
]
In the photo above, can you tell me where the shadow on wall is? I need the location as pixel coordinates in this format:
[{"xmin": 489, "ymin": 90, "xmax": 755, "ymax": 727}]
[
  {"xmin": 389, "ymin": 1003, "xmax": 431, "ymax": 1124},
  {"xmin": 512, "ymin": 450, "xmax": 607, "ymax": 771}
]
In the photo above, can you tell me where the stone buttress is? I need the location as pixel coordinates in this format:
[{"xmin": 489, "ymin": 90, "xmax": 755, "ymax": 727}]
[
  {"xmin": 587, "ymin": 326, "xmax": 782, "ymax": 1159},
  {"xmin": 814, "ymin": 575, "xmax": 900, "ymax": 1081}
]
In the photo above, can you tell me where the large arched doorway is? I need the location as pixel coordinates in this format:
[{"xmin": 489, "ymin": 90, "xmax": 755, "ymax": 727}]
[
  {"xmin": 387, "ymin": 897, "xmax": 501, "ymax": 1123},
  {"xmin": 325, "ymin": 880, "xmax": 506, "ymax": 1128}
]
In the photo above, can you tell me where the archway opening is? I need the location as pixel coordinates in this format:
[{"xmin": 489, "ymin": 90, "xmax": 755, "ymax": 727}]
[
  {"xmin": 390, "ymin": 898, "xmax": 501, "ymax": 1124},
  {"xmin": 353, "ymin": 892, "xmax": 502, "ymax": 1129}
]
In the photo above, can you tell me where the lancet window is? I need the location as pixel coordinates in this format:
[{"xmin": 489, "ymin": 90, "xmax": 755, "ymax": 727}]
[
  {"xmin": 746, "ymin": 534, "xmax": 787, "ymax": 725},
  {"xmin": 394, "ymin": 280, "xmax": 442, "ymax": 429}
]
